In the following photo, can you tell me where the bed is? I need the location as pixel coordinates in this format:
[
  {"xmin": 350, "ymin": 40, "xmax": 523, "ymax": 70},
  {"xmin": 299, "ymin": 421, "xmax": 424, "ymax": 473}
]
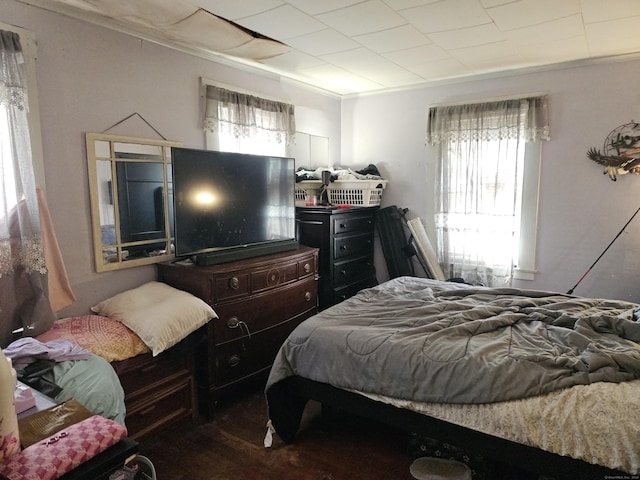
[
  {"xmin": 6, "ymin": 281, "xmax": 216, "ymax": 439},
  {"xmin": 265, "ymin": 276, "xmax": 640, "ymax": 479}
]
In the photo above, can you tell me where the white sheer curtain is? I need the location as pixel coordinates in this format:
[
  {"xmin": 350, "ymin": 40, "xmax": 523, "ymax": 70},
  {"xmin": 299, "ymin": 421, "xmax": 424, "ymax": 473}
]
[
  {"xmin": 203, "ymin": 85, "xmax": 296, "ymax": 154},
  {"xmin": 427, "ymin": 96, "xmax": 550, "ymax": 287},
  {"xmin": 0, "ymin": 30, "xmax": 56, "ymax": 346}
]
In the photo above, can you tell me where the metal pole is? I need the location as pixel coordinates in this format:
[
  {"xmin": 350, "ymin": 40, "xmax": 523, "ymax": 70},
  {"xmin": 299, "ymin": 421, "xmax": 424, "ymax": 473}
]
[{"xmin": 566, "ymin": 205, "xmax": 640, "ymax": 294}]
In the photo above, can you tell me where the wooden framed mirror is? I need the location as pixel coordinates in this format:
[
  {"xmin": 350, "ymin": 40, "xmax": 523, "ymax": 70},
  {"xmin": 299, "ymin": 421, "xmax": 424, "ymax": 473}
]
[{"xmin": 86, "ymin": 133, "xmax": 182, "ymax": 272}]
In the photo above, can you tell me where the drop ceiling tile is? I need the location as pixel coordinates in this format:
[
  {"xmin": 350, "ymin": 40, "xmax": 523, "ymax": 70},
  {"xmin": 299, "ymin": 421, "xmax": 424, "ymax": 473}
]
[
  {"xmin": 506, "ymin": 15, "xmax": 585, "ymax": 47},
  {"xmin": 580, "ymin": 0, "xmax": 640, "ymax": 23},
  {"xmin": 384, "ymin": 43, "xmax": 449, "ymax": 66},
  {"xmin": 259, "ymin": 49, "xmax": 326, "ymax": 69},
  {"xmin": 315, "ymin": 0, "xmax": 407, "ymax": 37},
  {"xmin": 478, "ymin": 0, "xmax": 513, "ymax": 7},
  {"xmin": 585, "ymin": 16, "xmax": 640, "ymax": 56},
  {"xmin": 407, "ymin": 57, "xmax": 471, "ymax": 80},
  {"xmin": 225, "ymin": 38, "xmax": 291, "ymax": 60},
  {"xmin": 167, "ymin": 9, "xmax": 252, "ymax": 51},
  {"xmin": 429, "ymin": 23, "xmax": 505, "ymax": 50},
  {"xmin": 462, "ymin": 53, "xmax": 524, "ymax": 73},
  {"xmin": 401, "ymin": 0, "xmax": 492, "ymax": 33},
  {"xmin": 487, "ymin": 0, "xmax": 581, "ymax": 31},
  {"xmin": 449, "ymin": 41, "xmax": 519, "ymax": 66},
  {"xmin": 354, "ymin": 25, "xmax": 428, "ymax": 53},
  {"xmin": 84, "ymin": 0, "xmax": 197, "ymax": 27},
  {"xmin": 384, "ymin": 0, "xmax": 438, "ymax": 9},
  {"xmin": 321, "ymin": 47, "xmax": 387, "ymax": 69},
  {"xmin": 191, "ymin": 0, "xmax": 283, "ymax": 20},
  {"xmin": 235, "ymin": 4, "xmax": 325, "ymax": 40},
  {"xmin": 284, "ymin": 0, "xmax": 364, "ymax": 16},
  {"xmin": 300, "ymin": 63, "xmax": 385, "ymax": 93},
  {"xmin": 517, "ymin": 35, "xmax": 589, "ymax": 65},
  {"xmin": 347, "ymin": 61, "xmax": 426, "ymax": 87},
  {"xmin": 285, "ymin": 29, "xmax": 360, "ymax": 56}
]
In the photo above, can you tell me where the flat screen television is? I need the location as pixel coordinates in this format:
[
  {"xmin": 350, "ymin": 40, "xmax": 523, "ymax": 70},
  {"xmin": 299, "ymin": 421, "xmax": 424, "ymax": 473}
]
[{"xmin": 171, "ymin": 147, "xmax": 298, "ymax": 265}]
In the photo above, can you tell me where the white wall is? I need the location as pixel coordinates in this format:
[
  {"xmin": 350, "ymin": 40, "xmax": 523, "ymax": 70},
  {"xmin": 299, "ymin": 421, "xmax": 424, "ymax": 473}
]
[
  {"xmin": 7, "ymin": 0, "xmax": 640, "ymax": 312},
  {"xmin": 343, "ymin": 59, "xmax": 640, "ymax": 302},
  {"xmin": 4, "ymin": 1, "xmax": 342, "ymax": 316}
]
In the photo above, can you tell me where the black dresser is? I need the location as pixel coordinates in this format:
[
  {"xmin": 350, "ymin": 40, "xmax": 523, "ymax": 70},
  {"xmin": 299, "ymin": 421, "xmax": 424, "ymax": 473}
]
[{"xmin": 296, "ymin": 206, "xmax": 378, "ymax": 310}]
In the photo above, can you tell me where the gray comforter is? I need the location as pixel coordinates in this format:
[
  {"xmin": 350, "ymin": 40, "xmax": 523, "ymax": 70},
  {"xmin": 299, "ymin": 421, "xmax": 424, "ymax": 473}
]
[{"xmin": 266, "ymin": 276, "xmax": 640, "ymax": 404}]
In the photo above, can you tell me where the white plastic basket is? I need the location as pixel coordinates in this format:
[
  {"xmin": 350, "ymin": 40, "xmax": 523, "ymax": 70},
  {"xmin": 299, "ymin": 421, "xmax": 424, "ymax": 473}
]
[
  {"xmin": 328, "ymin": 179, "xmax": 388, "ymax": 207},
  {"xmin": 295, "ymin": 180, "xmax": 323, "ymax": 202}
]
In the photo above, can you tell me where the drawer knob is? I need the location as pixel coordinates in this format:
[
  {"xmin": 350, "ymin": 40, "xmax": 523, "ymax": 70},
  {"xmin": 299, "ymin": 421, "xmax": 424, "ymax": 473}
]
[
  {"xmin": 228, "ymin": 354, "xmax": 241, "ymax": 367},
  {"xmin": 304, "ymin": 291, "xmax": 312, "ymax": 301},
  {"xmin": 340, "ymin": 269, "xmax": 347, "ymax": 276},
  {"xmin": 227, "ymin": 316, "xmax": 239, "ymax": 329},
  {"xmin": 303, "ymin": 263, "xmax": 311, "ymax": 273},
  {"xmin": 340, "ymin": 245, "xmax": 348, "ymax": 251},
  {"xmin": 229, "ymin": 277, "xmax": 240, "ymax": 290},
  {"xmin": 339, "ymin": 223, "xmax": 347, "ymax": 229}
]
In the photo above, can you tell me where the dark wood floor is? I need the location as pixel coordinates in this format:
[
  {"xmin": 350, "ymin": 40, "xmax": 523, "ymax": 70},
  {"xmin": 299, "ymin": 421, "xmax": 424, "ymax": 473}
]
[{"xmin": 137, "ymin": 383, "xmax": 536, "ymax": 480}]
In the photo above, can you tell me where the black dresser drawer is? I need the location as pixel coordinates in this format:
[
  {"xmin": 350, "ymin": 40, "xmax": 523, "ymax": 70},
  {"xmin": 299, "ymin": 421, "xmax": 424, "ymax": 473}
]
[
  {"xmin": 296, "ymin": 207, "xmax": 378, "ymax": 310},
  {"xmin": 332, "ymin": 215, "xmax": 375, "ymax": 235},
  {"xmin": 333, "ymin": 277, "xmax": 378, "ymax": 305},
  {"xmin": 332, "ymin": 255, "xmax": 375, "ymax": 286},
  {"xmin": 333, "ymin": 232, "xmax": 374, "ymax": 260}
]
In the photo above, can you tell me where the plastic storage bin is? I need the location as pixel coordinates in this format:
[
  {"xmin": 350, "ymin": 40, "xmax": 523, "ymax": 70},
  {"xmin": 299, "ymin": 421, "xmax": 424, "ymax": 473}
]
[
  {"xmin": 327, "ymin": 179, "xmax": 388, "ymax": 207},
  {"xmin": 295, "ymin": 180, "xmax": 323, "ymax": 203}
]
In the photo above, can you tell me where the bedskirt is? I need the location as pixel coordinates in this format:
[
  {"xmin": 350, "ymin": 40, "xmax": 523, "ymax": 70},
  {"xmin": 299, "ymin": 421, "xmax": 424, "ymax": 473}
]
[{"xmin": 354, "ymin": 378, "xmax": 640, "ymax": 474}]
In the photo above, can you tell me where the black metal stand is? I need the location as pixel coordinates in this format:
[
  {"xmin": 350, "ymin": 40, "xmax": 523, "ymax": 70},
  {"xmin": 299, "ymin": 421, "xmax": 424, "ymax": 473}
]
[{"xmin": 567, "ymin": 205, "xmax": 640, "ymax": 294}]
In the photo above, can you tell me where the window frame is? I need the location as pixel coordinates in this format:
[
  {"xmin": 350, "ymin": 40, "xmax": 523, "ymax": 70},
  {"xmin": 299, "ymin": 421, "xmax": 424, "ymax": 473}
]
[{"xmin": 514, "ymin": 141, "xmax": 541, "ymax": 281}]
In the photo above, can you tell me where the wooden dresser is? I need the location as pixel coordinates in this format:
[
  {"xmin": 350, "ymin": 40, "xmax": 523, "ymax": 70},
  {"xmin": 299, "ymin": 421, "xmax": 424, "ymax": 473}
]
[
  {"xmin": 111, "ymin": 333, "xmax": 199, "ymax": 440},
  {"xmin": 157, "ymin": 245, "xmax": 318, "ymax": 418},
  {"xmin": 296, "ymin": 207, "xmax": 378, "ymax": 310}
]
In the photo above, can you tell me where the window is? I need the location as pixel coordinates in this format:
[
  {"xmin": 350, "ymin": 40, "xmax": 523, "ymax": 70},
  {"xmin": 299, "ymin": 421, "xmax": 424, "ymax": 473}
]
[
  {"xmin": 427, "ymin": 96, "xmax": 549, "ymax": 287},
  {"xmin": 202, "ymin": 81, "xmax": 295, "ymax": 157},
  {"xmin": 0, "ymin": 25, "xmax": 64, "ymax": 345}
]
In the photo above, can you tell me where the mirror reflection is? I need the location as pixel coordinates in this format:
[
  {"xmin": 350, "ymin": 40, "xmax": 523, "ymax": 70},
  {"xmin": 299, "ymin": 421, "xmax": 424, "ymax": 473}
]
[{"xmin": 87, "ymin": 133, "xmax": 181, "ymax": 272}]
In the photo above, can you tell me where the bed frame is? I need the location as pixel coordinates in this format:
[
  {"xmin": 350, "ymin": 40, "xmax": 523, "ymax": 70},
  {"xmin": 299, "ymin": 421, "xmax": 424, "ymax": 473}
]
[{"xmin": 267, "ymin": 376, "xmax": 627, "ymax": 480}]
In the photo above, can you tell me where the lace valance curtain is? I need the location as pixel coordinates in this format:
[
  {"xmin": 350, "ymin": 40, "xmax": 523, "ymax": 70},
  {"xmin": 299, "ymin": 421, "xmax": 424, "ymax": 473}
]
[
  {"xmin": 426, "ymin": 95, "xmax": 550, "ymax": 145},
  {"xmin": 203, "ymin": 85, "xmax": 296, "ymax": 146},
  {"xmin": 0, "ymin": 30, "xmax": 56, "ymax": 346}
]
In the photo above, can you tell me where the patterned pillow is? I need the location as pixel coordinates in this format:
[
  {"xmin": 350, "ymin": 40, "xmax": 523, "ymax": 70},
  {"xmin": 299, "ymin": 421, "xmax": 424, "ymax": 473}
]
[{"xmin": 36, "ymin": 315, "xmax": 150, "ymax": 362}]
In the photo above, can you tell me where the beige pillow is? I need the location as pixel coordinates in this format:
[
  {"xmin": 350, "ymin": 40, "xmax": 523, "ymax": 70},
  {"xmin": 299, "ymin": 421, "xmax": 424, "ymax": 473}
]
[{"xmin": 91, "ymin": 281, "xmax": 217, "ymax": 356}]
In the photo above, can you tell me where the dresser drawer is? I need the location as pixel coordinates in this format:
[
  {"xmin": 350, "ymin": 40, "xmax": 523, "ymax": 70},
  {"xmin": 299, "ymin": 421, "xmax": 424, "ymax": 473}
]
[
  {"xmin": 333, "ymin": 215, "xmax": 374, "ymax": 235},
  {"xmin": 125, "ymin": 376, "xmax": 194, "ymax": 439},
  {"xmin": 299, "ymin": 254, "xmax": 317, "ymax": 277},
  {"xmin": 251, "ymin": 260, "xmax": 299, "ymax": 293},
  {"xmin": 214, "ymin": 273, "xmax": 250, "ymax": 301},
  {"xmin": 212, "ymin": 312, "xmax": 312, "ymax": 387},
  {"xmin": 332, "ymin": 254, "xmax": 375, "ymax": 286},
  {"xmin": 114, "ymin": 352, "xmax": 191, "ymax": 399},
  {"xmin": 333, "ymin": 232, "xmax": 374, "ymax": 260},
  {"xmin": 213, "ymin": 276, "xmax": 318, "ymax": 344}
]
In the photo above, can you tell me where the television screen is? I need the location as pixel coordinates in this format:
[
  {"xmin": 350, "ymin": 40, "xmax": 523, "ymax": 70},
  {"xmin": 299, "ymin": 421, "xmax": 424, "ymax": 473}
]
[{"xmin": 171, "ymin": 148, "xmax": 297, "ymax": 265}]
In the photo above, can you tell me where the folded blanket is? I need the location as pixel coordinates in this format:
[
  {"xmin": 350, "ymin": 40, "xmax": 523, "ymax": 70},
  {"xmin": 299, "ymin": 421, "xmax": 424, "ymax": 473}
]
[{"xmin": 0, "ymin": 415, "xmax": 127, "ymax": 480}]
